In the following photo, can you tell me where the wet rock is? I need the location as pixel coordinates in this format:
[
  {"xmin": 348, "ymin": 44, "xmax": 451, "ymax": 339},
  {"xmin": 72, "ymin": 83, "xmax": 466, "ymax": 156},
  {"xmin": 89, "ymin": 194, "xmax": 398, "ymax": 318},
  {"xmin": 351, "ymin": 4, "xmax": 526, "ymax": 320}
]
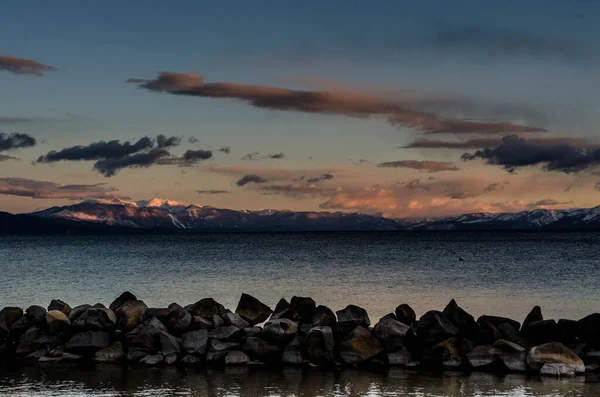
[
  {"xmin": 225, "ymin": 350, "xmax": 250, "ymax": 365},
  {"xmin": 190, "ymin": 298, "xmax": 226, "ymax": 319},
  {"xmin": 109, "ymin": 291, "xmax": 137, "ymax": 312},
  {"xmin": 48, "ymin": 346, "xmax": 64, "ymax": 358},
  {"xmin": 262, "ymin": 319, "xmax": 298, "ymax": 345},
  {"xmin": 16, "ymin": 327, "xmax": 41, "ymax": 355},
  {"xmin": 466, "ymin": 345, "xmax": 498, "ymax": 368},
  {"xmin": 223, "ymin": 312, "xmax": 250, "ymax": 329},
  {"xmin": 242, "ymin": 336, "xmax": 281, "ymax": 361},
  {"xmin": 339, "ymin": 326, "xmax": 383, "ymax": 365},
  {"xmin": 166, "ymin": 310, "xmax": 192, "ymax": 335},
  {"xmin": 1, "ymin": 307, "xmax": 23, "ymax": 328},
  {"xmin": 522, "ymin": 306, "xmax": 543, "ymax": 330},
  {"xmin": 336, "ymin": 305, "xmax": 370, "ymax": 329},
  {"xmin": 387, "ymin": 347, "xmax": 412, "ymax": 366},
  {"xmin": 65, "ymin": 331, "xmax": 110, "ymax": 356},
  {"xmin": 126, "ymin": 317, "xmax": 167, "ymax": 353},
  {"xmin": 180, "ymin": 354, "xmax": 202, "ymax": 364},
  {"xmin": 39, "ymin": 355, "xmax": 62, "ymax": 362},
  {"xmin": 284, "ymin": 296, "xmax": 317, "ymax": 324},
  {"xmin": 45, "ymin": 310, "xmax": 70, "ymax": 334},
  {"xmin": 540, "ymin": 363, "xmax": 582, "ymax": 377},
  {"xmin": 443, "ymin": 299, "xmax": 475, "ymax": 334},
  {"xmin": 494, "ymin": 339, "xmax": 528, "ymax": 371},
  {"xmin": 164, "ymin": 353, "xmax": 178, "ymax": 365},
  {"xmin": 139, "ymin": 353, "xmax": 164, "ymax": 366},
  {"xmin": 94, "ymin": 341, "xmax": 125, "ymax": 362},
  {"xmin": 312, "ymin": 305, "xmax": 337, "ymax": 328},
  {"xmin": 373, "ymin": 315, "xmax": 410, "ymax": 352},
  {"xmin": 235, "ymin": 293, "xmax": 272, "ymax": 325},
  {"xmin": 25, "ymin": 349, "xmax": 46, "ymax": 360},
  {"xmin": 270, "ymin": 298, "xmax": 290, "ymax": 320},
  {"xmin": 417, "ymin": 311, "xmax": 460, "ymax": 346},
  {"xmin": 522, "ymin": 320, "xmax": 560, "ymax": 346},
  {"xmin": 190, "ymin": 316, "xmax": 213, "ymax": 331},
  {"xmin": 208, "ymin": 325, "xmax": 242, "ymax": 340},
  {"xmin": 282, "ymin": 336, "xmax": 303, "ymax": 365},
  {"xmin": 159, "ymin": 331, "xmax": 181, "ymax": 356},
  {"xmin": 478, "ymin": 315, "xmax": 520, "ymax": 332},
  {"xmin": 116, "ymin": 300, "xmax": 148, "ymax": 330},
  {"xmin": 127, "ymin": 350, "xmax": 147, "ymax": 362},
  {"xmin": 144, "ymin": 308, "xmax": 172, "ymax": 323},
  {"xmin": 207, "ymin": 339, "xmax": 240, "ymax": 362},
  {"xmin": 578, "ymin": 313, "xmax": 600, "ymax": 348},
  {"xmin": 497, "ymin": 323, "xmax": 528, "ymax": 348},
  {"xmin": 48, "ymin": 300, "xmax": 71, "ymax": 316},
  {"xmin": 303, "ymin": 326, "xmax": 335, "ymax": 364},
  {"xmin": 181, "ymin": 330, "xmax": 208, "ymax": 356},
  {"xmin": 527, "ymin": 342, "xmax": 585, "ymax": 374},
  {"xmin": 26, "ymin": 306, "xmax": 47, "ymax": 325},
  {"xmin": 395, "ymin": 304, "xmax": 416, "ymax": 326},
  {"xmin": 69, "ymin": 305, "xmax": 91, "ymax": 322}
]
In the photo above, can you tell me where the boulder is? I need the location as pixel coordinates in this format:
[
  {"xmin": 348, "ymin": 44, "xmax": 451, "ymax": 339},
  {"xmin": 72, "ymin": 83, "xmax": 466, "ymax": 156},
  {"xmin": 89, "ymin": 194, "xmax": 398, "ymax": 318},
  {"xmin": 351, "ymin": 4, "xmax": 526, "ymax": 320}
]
[
  {"xmin": 466, "ymin": 345, "xmax": 498, "ymax": 368},
  {"xmin": 284, "ymin": 296, "xmax": 316, "ymax": 324},
  {"xmin": 373, "ymin": 315, "xmax": 410, "ymax": 352},
  {"xmin": 339, "ymin": 326, "xmax": 383, "ymax": 365},
  {"xmin": 270, "ymin": 298, "xmax": 290, "ymax": 320},
  {"xmin": 262, "ymin": 319, "xmax": 298, "ymax": 345},
  {"xmin": 522, "ymin": 320, "xmax": 560, "ymax": 346},
  {"xmin": 478, "ymin": 315, "xmax": 520, "ymax": 332},
  {"xmin": 223, "ymin": 312, "xmax": 250, "ymax": 329},
  {"xmin": 181, "ymin": 330, "xmax": 208, "ymax": 356},
  {"xmin": 417, "ymin": 311, "xmax": 460, "ymax": 346},
  {"xmin": 395, "ymin": 304, "xmax": 416, "ymax": 326},
  {"xmin": 45, "ymin": 310, "xmax": 70, "ymax": 334},
  {"xmin": 75, "ymin": 308, "xmax": 117, "ymax": 331},
  {"xmin": 48, "ymin": 300, "xmax": 71, "ymax": 316},
  {"xmin": 190, "ymin": 298, "xmax": 225, "ymax": 319},
  {"xmin": 94, "ymin": 341, "xmax": 125, "ymax": 362},
  {"xmin": 387, "ymin": 347, "xmax": 412, "ymax": 366},
  {"xmin": 282, "ymin": 336, "xmax": 303, "ymax": 365},
  {"xmin": 126, "ymin": 317, "xmax": 167, "ymax": 353},
  {"xmin": 242, "ymin": 336, "xmax": 281, "ymax": 361},
  {"xmin": 190, "ymin": 316, "xmax": 213, "ymax": 331},
  {"xmin": 180, "ymin": 354, "xmax": 202, "ymax": 364},
  {"xmin": 166, "ymin": 310, "xmax": 192, "ymax": 335},
  {"xmin": 225, "ymin": 350, "xmax": 250, "ymax": 365},
  {"xmin": 472, "ymin": 318, "xmax": 502, "ymax": 345},
  {"xmin": 243, "ymin": 326, "xmax": 262, "ymax": 337},
  {"xmin": 116, "ymin": 300, "xmax": 148, "ymax": 330},
  {"xmin": 527, "ymin": 342, "xmax": 585, "ymax": 374},
  {"xmin": 235, "ymin": 293, "xmax": 272, "ymax": 325},
  {"xmin": 127, "ymin": 350, "xmax": 148, "ymax": 362},
  {"xmin": 33, "ymin": 333, "xmax": 62, "ymax": 351},
  {"xmin": 164, "ymin": 353, "xmax": 178, "ymax": 365},
  {"xmin": 16, "ymin": 327, "xmax": 41, "ymax": 355},
  {"xmin": 579, "ymin": 313, "xmax": 600, "ymax": 348},
  {"xmin": 212, "ymin": 315, "xmax": 225, "ymax": 328},
  {"xmin": 69, "ymin": 305, "xmax": 91, "ymax": 321},
  {"xmin": 522, "ymin": 306, "xmax": 543, "ymax": 330},
  {"xmin": 303, "ymin": 326, "xmax": 335, "ymax": 364},
  {"xmin": 26, "ymin": 306, "xmax": 47, "ymax": 325},
  {"xmin": 158, "ymin": 331, "xmax": 179, "ymax": 356},
  {"xmin": 10, "ymin": 314, "xmax": 32, "ymax": 336},
  {"xmin": 557, "ymin": 319, "xmax": 579, "ymax": 345},
  {"xmin": 144, "ymin": 308, "xmax": 172, "ymax": 323},
  {"xmin": 207, "ymin": 339, "xmax": 240, "ymax": 362},
  {"xmin": 312, "ymin": 305, "xmax": 337, "ymax": 328},
  {"xmin": 336, "ymin": 305, "xmax": 370, "ymax": 329},
  {"xmin": 109, "ymin": 291, "xmax": 137, "ymax": 312},
  {"xmin": 65, "ymin": 331, "xmax": 110, "ymax": 356},
  {"xmin": 443, "ymin": 299, "xmax": 475, "ymax": 334},
  {"xmin": 208, "ymin": 325, "xmax": 242, "ymax": 340},
  {"xmin": 0, "ymin": 307, "xmax": 23, "ymax": 328},
  {"xmin": 494, "ymin": 339, "xmax": 527, "ymax": 371},
  {"xmin": 168, "ymin": 303, "xmax": 183, "ymax": 311},
  {"xmin": 497, "ymin": 323, "xmax": 528, "ymax": 348},
  {"xmin": 540, "ymin": 363, "xmax": 582, "ymax": 377},
  {"xmin": 139, "ymin": 353, "xmax": 164, "ymax": 366}
]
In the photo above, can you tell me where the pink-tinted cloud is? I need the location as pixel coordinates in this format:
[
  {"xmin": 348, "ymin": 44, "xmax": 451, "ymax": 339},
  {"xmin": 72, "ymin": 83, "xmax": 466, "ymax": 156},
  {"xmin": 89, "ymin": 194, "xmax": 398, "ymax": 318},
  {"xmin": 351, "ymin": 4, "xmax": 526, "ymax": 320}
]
[
  {"xmin": 0, "ymin": 178, "xmax": 128, "ymax": 200},
  {"xmin": 378, "ymin": 160, "xmax": 460, "ymax": 172},
  {"xmin": 0, "ymin": 55, "xmax": 57, "ymax": 76}
]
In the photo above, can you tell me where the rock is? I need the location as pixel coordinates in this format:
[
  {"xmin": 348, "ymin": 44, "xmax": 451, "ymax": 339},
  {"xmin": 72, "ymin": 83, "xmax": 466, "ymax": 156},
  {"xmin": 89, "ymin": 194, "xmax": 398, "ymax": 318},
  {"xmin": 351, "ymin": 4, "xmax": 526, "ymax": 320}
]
[
  {"xmin": 303, "ymin": 326, "xmax": 335, "ymax": 364},
  {"xmin": 225, "ymin": 350, "xmax": 250, "ymax": 365},
  {"xmin": 527, "ymin": 342, "xmax": 585, "ymax": 374},
  {"xmin": 223, "ymin": 312, "xmax": 250, "ymax": 329},
  {"xmin": 270, "ymin": 298, "xmax": 290, "ymax": 320},
  {"xmin": 65, "ymin": 331, "xmax": 110, "ymax": 356},
  {"xmin": 16, "ymin": 327, "xmax": 41, "ymax": 355},
  {"xmin": 180, "ymin": 354, "xmax": 202, "ymax": 364},
  {"xmin": 242, "ymin": 336, "xmax": 281, "ymax": 361},
  {"xmin": 168, "ymin": 303, "xmax": 183, "ymax": 311},
  {"xmin": 208, "ymin": 325, "xmax": 242, "ymax": 340},
  {"xmin": 190, "ymin": 298, "xmax": 226, "ymax": 319},
  {"xmin": 159, "ymin": 331, "xmax": 181, "ymax": 356},
  {"xmin": 443, "ymin": 299, "xmax": 475, "ymax": 334},
  {"xmin": 478, "ymin": 315, "xmax": 520, "ymax": 332},
  {"xmin": 139, "ymin": 353, "xmax": 164, "ymax": 366},
  {"xmin": 69, "ymin": 305, "xmax": 91, "ymax": 321},
  {"xmin": 212, "ymin": 315, "xmax": 225, "ymax": 328},
  {"xmin": 109, "ymin": 291, "xmax": 137, "ymax": 312},
  {"xmin": 387, "ymin": 347, "xmax": 412, "ymax": 366},
  {"xmin": 540, "ymin": 363, "xmax": 582, "ymax": 377},
  {"xmin": 243, "ymin": 326, "xmax": 262, "ymax": 337},
  {"xmin": 48, "ymin": 300, "xmax": 71, "ymax": 316},
  {"xmin": 39, "ymin": 355, "xmax": 62, "ymax": 362},
  {"xmin": 26, "ymin": 306, "xmax": 47, "ymax": 325},
  {"xmin": 25, "ymin": 349, "xmax": 46, "ymax": 360},
  {"xmin": 164, "ymin": 353, "xmax": 178, "ymax": 365},
  {"xmin": 522, "ymin": 306, "xmax": 543, "ymax": 330},
  {"xmin": 116, "ymin": 300, "xmax": 147, "ymax": 330},
  {"xmin": 494, "ymin": 339, "xmax": 527, "ymax": 371},
  {"xmin": 126, "ymin": 317, "xmax": 167, "ymax": 353},
  {"xmin": 0, "ymin": 307, "xmax": 23, "ymax": 328},
  {"xmin": 557, "ymin": 319, "xmax": 579, "ymax": 345},
  {"xmin": 262, "ymin": 319, "xmax": 298, "ymax": 345},
  {"xmin": 127, "ymin": 350, "xmax": 147, "ymax": 362},
  {"xmin": 522, "ymin": 320, "xmax": 560, "ymax": 346},
  {"xmin": 312, "ymin": 305, "xmax": 337, "ymax": 327},
  {"xmin": 207, "ymin": 339, "xmax": 240, "ymax": 362},
  {"xmin": 472, "ymin": 318, "xmax": 502, "ymax": 345},
  {"xmin": 433, "ymin": 337, "xmax": 464, "ymax": 362},
  {"xmin": 395, "ymin": 304, "xmax": 416, "ymax": 326},
  {"xmin": 283, "ymin": 296, "xmax": 317, "ymax": 324},
  {"xmin": 339, "ymin": 326, "xmax": 383, "ymax": 365},
  {"xmin": 167, "ymin": 310, "xmax": 192, "ymax": 335},
  {"xmin": 144, "ymin": 308, "xmax": 172, "ymax": 323},
  {"xmin": 466, "ymin": 345, "xmax": 498, "ymax": 368},
  {"xmin": 336, "ymin": 305, "xmax": 370, "ymax": 329},
  {"xmin": 45, "ymin": 310, "xmax": 70, "ymax": 334},
  {"xmin": 81, "ymin": 308, "xmax": 117, "ymax": 331},
  {"xmin": 417, "ymin": 311, "xmax": 460, "ymax": 346},
  {"xmin": 94, "ymin": 342, "xmax": 125, "ymax": 362},
  {"xmin": 579, "ymin": 313, "xmax": 600, "ymax": 348},
  {"xmin": 181, "ymin": 330, "xmax": 208, "ymax": 356},
  {"xmin": 190, "ymin": 316, "xmax": 213, "ymax": 331},
  {"xmin": 497, "ymin": 323, "xmax": 528, "ymax": 348},
  {"xmin": 373, "ymin": 315, "xmax": 410, "ymax": 352},
  {"xmin": 10, "ymin": 315, "xmax": 32, "ymax": 336},
  {"xmin": 282, "ymin": 336, "xmax": 303, "ymax": 365},
  {"xmin": 235, "ymin": 293, "xmax": 272, "ymax": 325},
  {"xmin": 48, "ymin": 346, "xmax": 64, "ymax": 358},
  {"xmin": 33, "ymin": 333, "xmax": 62, "ymax": 350}
]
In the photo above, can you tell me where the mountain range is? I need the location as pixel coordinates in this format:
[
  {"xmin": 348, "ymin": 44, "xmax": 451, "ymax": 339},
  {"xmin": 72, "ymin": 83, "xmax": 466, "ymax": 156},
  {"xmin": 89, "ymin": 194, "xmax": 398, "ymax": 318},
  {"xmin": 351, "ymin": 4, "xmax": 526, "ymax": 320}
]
[{"xmin": 1, "ymin": 198, "xmax": 600, "ymax": 234}]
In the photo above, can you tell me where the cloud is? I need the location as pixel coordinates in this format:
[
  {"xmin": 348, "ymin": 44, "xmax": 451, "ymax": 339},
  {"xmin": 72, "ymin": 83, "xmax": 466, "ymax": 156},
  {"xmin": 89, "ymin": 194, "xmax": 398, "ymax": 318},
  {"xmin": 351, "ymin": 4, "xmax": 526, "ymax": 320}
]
[
  {"xmin": 218, "ymin": 146, "xmax": 231, "ymax": 154},
  {"xmin": 527, "ymin": 199, "xmax": 572, "ymax": 208},
  {"xmin": 0, "ymin": 116, "xmax": 47, "ymax": 125},
  {"xmin": 37, "ymin": 137, "xmax": 155, "ymax": 163},
  {"xmin": 306, "ymin": 173, "xmax": 334, "ymax": 183},
  {"xmin": 403, "ymin": 137, "xmax": 596, "ymax": 150},
  {"xmin": 183, "ymin": 149, "xmax": 213, "ymax": 161},
  {"xmin": 129, "ymin": 72, "xmax": 545, "ymax": 135},
  {"xmin": 242, "ymin": 151, "xmax": 260, "ymax": 161},
  {"xmin": 0, "ymin": 55, "xmax": 57, "ymax": 76},
  {"xmin": 350, "ymin": 159, "xmax": 372, "ymax": 165},
  {"xmin": 483, "ymin": 183, "xmax": 504, "ymax": 193},
  {"xmin": 405, "ymin": 178, "xmax": 428, "ymax": 190},
  {"xmin": 242, "ymin": 151, "xmax": 285, "ymax": 160},
  {"xmin": 260, "ymin": 183, "xmax": 323, "ymax": 197},
  {"xmin": 236, "ymin": 174, "xmax": 268, "ymax": 187},
  {"xmin": 188, "ymin": 137, "xmax": 199, "ymax": 144},
  {"xmin": 0, "ymin": 177, "xmax": 127, "ymax": 200},
  {"xmin": 0, "ymin": 154, "xmax": 18, "ymax": 162},
  {"xmin": 377, "ymin": 160, "xmax": 460, "ymax": 172},
  {"xmin": 462, "ymin": 135, "xmax": 600, "ymax": 173},
  {"xmin": 196, "ymin": 189, "xmax": 230, "ymax": 194},
  {"xmin": 93, "ymin": 148, "xmax": 171, "ymax": 177},
  {"xmin": 0, "ymin": 132, "xmax": 37, "ymax": 152},
  {"xmin": 266, "ymin": 152, "xmax": 285, "ymax": 159},
  {"xmin": 156, "ymin": 134, "xmax": 181, "ymax": 148}
]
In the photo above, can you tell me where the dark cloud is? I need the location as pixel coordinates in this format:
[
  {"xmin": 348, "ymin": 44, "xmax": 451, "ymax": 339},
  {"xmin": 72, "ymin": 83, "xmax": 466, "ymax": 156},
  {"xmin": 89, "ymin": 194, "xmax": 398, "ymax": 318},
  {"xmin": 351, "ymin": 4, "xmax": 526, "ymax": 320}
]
[
  {"xmin": 483, "ymin": 183, "xmax": 504, "ymax": 193},
  {"xmin": 0, "ymin": 177, "xmax": 127, "ymax": 200},
  {"xmin": 0, "ymin": 132, "xmax": 37, "ymax": 152},
  {"xmin": 350, "ymin": 159, "xmax": 372, "ymax": 165},
  {"xmin": 527, "ymin": 199, "xmax": 572, "ymax": 208},
  {"xmin": 183, "ymin": 149, "xmax": 213, "ymax": 161},
  {"xmin": 241, "ymin": 151, "xmax": 260, "ymax": 161},
  {"xmin": 188, "ymin": 137, "xmax": 199, "ymax": 144},
  {"xmin": 0, "ymin": 154, "xmax": 18, "ymax": 162},
  {"xmin": 306, "ymin": 173, "xmax": 334, "ymax": 183},
  {"xmin": 156, "ymin": 134, "xmax": 181, "ymax": 148},
  {"xmin": 236, "ymin": 174, "xmax": 268, "ymax": 187},
  {"xmin": 218, "ymin": 146, "xmax": 231, "ymax": 154},
  {"xmin": 377, "ymin": 160, "xmax": 460, "ymax": 172},
  {"xmin": 196, "ymin": 189, "xmax": 230, "ymax": 194},
  {"xmin": 461, "ymin": 135, "xmax": 600, "ymax": 174},
  {"xmin": 242, "ymin": 151, "xmax": 285, "ymax": 160},
  {"xmin": 266, "ymin": 152, "xmax": 285, "ymax": 159},
  {"xmin": 260, "ymin": 184, "xmax": 322, "ymax": 197},
  {"xmin": 0, "ymin": 116, "xmax": 46, "ymax": 125},
  {"xmin": 129, "ymin": 72, "xmax": 545, "ymax": 135},
  {"xmin": 0, "ymin": 55, "xmax": 57, "ymax": 76},
  {"xmin": 93, "ymin": 148, "xmax": 171, "ymax": 177},
  {"xmin": 37, "ymin": 137, "xmax": 155, "ymax": 163},
  {"xmin": 446, "ymin": 190, "xmax": 480, "ymax": 199},
  {"xmin": 405, "ymin": 178, "xmax": 428, "ymax": 190},
  {"xmin": 403, "ymin": 137, "xmax": 595, "ymax": 149}
]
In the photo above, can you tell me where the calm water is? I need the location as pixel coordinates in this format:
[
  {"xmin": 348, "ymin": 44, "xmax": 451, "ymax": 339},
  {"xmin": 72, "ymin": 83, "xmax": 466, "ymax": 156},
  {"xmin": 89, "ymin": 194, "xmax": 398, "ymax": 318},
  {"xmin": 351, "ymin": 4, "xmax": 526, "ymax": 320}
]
[{"xmin": 2, "ymin": 232, "xmax": 600, "ymax": 396}]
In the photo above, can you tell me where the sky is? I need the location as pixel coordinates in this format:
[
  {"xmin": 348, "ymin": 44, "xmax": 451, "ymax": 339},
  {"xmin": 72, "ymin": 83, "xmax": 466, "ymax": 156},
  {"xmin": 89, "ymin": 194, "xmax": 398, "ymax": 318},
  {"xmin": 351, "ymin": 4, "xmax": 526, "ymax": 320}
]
[{"xmin": 1, "ymin": 0, "xmax": 600, "ymax": 218}]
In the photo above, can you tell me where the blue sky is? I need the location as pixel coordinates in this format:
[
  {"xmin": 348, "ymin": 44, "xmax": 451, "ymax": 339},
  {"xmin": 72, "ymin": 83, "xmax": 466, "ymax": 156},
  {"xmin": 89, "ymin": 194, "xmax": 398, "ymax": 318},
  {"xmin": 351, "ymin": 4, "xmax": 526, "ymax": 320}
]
[{"xmin": 1, "ymin": 1, "xmax": 600, "ymax": 216}]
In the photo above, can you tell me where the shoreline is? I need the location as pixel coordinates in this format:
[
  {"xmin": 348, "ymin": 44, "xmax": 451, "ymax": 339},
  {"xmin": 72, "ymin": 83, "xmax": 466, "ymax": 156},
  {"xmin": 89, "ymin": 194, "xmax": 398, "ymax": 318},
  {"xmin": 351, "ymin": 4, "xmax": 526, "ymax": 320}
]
[{"xmin": 1, "ymin": 292, "xmax": 598, "ymax": 377}]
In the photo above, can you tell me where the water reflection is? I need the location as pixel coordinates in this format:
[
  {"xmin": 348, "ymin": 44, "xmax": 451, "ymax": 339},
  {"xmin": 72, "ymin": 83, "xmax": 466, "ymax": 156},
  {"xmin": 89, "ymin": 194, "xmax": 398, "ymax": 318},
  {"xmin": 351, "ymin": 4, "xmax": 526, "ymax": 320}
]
[{"xmin": 1, "ymin": 365, "xmax": 599, "ymax": 396}]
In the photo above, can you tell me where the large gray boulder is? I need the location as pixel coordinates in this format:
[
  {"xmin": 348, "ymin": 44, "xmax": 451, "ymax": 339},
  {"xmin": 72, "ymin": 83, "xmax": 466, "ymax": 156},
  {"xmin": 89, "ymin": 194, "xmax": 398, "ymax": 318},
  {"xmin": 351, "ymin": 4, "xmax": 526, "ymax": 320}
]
[
  {"xmin": 73, "ymin": 307, "xmax": 117, "ymax": 331},
  {"xmin": 312, "ymin": 305, "xmax": 337, "ymax": 328},
  {"xmin": 45, "ymin": 310, "xmax": 70, "ymax": 334},
  {"xmin": 159, "ymin": 331, "xmax": 181, "ymax": 356},
  {"xmin": 494, "ymin": 339, "xmax": 527, "ymax": 371},
  {"xmin": 527, "ymin": 342, "xmax": 585, "ymax": 375},
  {"xmin": 126, "ymin": 317, "xmax": 167, "ymax": 353},
  {"xmin": 466, "ymin": 345, "xmax": 498, "ymax": 368},
  {"xmin": 223, "ymin": 312, "xmax": 250, "ymax": 329},
  {"xmin": 283, "ymin": 296, "xmax": 316, "ymax": 324},
  {"xmin": 242, "ymin": 336, "xmax": 281, "ymax": 361},
  {"xmin": 417, "ymin": 311, "xmax": 460, "ymax": 346},
  {"xmin": 208, "ymin": 325, "xmax": 242, "ymax": 340},
  {"xmin": 443, "ymin": 299, "xmax": 475, "ymax": 334},
  {"xmin": 373, "ymin": 315, "xmax": 410, "ymax": 352},
  {"xmin": 116, "ymin": 300, "xmax": 147, "ymax": 330},
  {"xmin": 225, "ymin": 350, "xmax": 250, "ymax": 365},
  {"xmin": 94, "ymin": 341, "xmax": 125, "ymax": 362},
  {"xmin": 262, "ymin": 319, "xmax": 298, "ymax": 345},
  {"xmin": 65, "ymin": 331, "xmax": 110, "ymax": 356},
  {"xmin": 0, "ymin": 307, "xmax": 23, "ymax": 329},
  {"xmin": 26, "ymin": 306, "xmax": 47, "ymax": 325},
  {"xmin": 48, "ymin": 300, "xmax": 71, "ymax": 316},
  {"xmin": 167, "ymin": 310, "xmax": 192, "ymax": 335},
  {"xmin": 303, "ymin": 326, "xmax": 335, "ymax": 364},
  {"xmin": 336, "ymin": 305, "xmax": 370, "ymax": 329},
  {"xmin": 395, "ymin": 304, "xmax": 416, "ymax": 326},
  {"xmin": 339, "ymin": 326, "xmax": 383, "ymax": 365},
  {"xmin": 181, "ymin": 330, "xmax": 208, "ymax": 356},
  {"xmin": 109, "ymin": 292, "xmax": 137, "ymax": 312},
  {"xmin": 190, "ymin": 298, "xmax": 225, "ymax": 319},
  {"xmin": 235, "ymin": 293, "xmax": 272, "ymax": 325}
]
